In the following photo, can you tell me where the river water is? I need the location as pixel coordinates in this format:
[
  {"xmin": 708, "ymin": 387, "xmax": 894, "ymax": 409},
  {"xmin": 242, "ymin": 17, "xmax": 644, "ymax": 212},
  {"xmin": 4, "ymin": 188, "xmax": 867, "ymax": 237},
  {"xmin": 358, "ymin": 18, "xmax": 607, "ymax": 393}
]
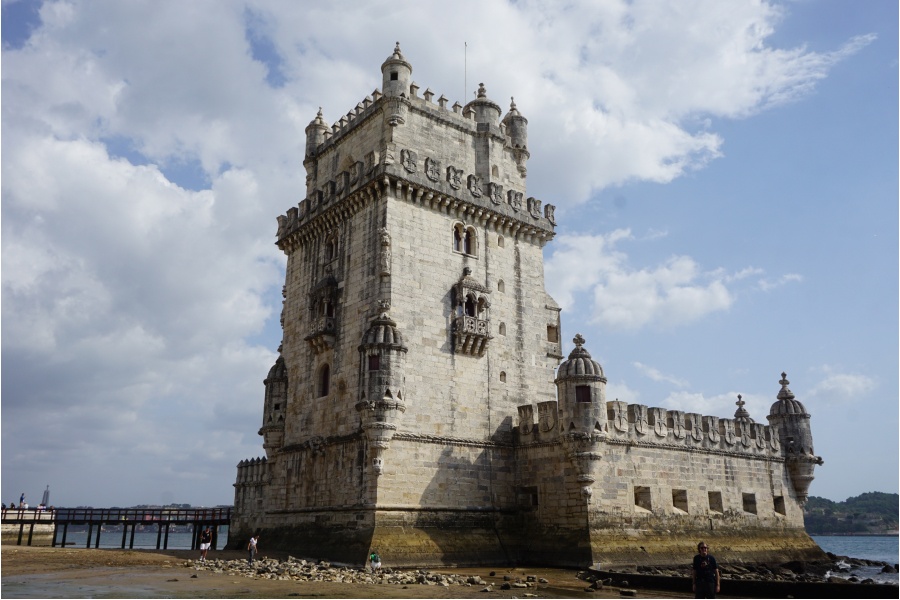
[{"xmin": 812, "ymin": 535, "xmax": 898, "ymax": 584}]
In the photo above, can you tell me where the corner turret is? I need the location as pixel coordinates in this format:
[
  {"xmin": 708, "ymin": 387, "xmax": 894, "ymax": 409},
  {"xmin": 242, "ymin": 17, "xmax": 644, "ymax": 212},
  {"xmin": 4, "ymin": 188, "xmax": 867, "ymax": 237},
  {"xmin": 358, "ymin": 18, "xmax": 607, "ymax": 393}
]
[
  {"xmin": 355, "ymin": 305, "xmax": 408, "ymax": 475},
  {"xmin": 767, "ymin": 372, "xmax": 823, "ymax": 504},
  {"xmin": 305, "ymin": 108, "xmax": 329, "ymax": 159},
  {"xmin": 259, "ymin": 352, "xmax": 287, "ymax": 457},
  {"xmin": 381, "ymin": 42, "xmax": 412, "ymax": 98},
  {"xmin": 502, "ymin": 97, "xmax": 529, "ymax": 176}
]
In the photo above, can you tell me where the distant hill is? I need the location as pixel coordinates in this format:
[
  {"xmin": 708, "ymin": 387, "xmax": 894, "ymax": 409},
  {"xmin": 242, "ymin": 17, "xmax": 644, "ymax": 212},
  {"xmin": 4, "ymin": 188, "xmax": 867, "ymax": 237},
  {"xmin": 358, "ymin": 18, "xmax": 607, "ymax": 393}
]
[{"xmin": 804, "ymin": 492, "xmax": 898, "ymax": 535}]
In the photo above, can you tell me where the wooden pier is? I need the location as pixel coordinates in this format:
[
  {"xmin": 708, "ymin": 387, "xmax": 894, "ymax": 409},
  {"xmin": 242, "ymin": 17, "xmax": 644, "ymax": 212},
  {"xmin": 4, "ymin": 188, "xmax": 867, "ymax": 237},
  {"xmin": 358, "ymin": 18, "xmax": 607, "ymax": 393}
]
[{"xmin": 1, "ymin": 507, "xmax": 231, "ymax": 550}]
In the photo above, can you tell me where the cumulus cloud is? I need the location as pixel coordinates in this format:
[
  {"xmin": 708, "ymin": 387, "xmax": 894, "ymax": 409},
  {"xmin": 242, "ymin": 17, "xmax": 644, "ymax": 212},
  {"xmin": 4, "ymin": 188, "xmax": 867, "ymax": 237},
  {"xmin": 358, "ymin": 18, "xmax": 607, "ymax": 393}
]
[
  {"xmin": 546, "ymin": 231, "xmax": 744, "ymax": 330},
  {"xmin": 807, "ymin": 366, "xmax": 877, "ymax": 406},
  {"xmin": 0, "ymin": 0, "xmax": 871, "ymax": 506},
  {"xmin": 633, "ymin": 362, "xmax": 689, "ymax": 388},
  {"xmin": 661, "ymin": 390, "xmax": 769, "ymax": 419}
]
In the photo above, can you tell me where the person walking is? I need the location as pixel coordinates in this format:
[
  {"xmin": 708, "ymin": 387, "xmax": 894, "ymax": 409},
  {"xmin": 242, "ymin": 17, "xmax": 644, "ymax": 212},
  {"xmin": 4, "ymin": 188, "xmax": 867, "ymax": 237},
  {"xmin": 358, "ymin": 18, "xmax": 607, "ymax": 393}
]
[
  {"xmin": 691, "ymin": 541, "xmax": 720, "ymax": 598},
  {"xmin": 247, "ymin": 533, "xmax": 259, "ymax": 565},
  {"xmin": 199, "ymin": 526, "xmax": 212, "ymax": 562}
]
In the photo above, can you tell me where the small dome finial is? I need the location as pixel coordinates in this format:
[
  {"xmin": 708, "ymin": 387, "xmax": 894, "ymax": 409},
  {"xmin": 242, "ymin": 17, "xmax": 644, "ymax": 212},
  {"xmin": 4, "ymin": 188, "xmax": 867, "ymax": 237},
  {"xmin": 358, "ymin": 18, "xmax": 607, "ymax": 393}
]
[
  {"xmin": 734, "ymin": 393, "xmax": 752, "ymax": 422},
  {"xmin": 477, "ymin": 83, "xmax": 487, "ymax": 98},
  {"xmin": 573, "ymin": 333, "xmax": 585, "ymax": 348}
]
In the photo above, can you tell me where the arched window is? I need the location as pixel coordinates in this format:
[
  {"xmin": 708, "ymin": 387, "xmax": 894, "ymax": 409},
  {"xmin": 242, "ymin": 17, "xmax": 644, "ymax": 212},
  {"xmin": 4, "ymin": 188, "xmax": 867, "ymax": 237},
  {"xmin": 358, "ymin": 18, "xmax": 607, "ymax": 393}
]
[
  {"xmin": 499, "ymin": 371, "xmax": 507, "ymax": 383},
  {"xmin": 499, "ymin": 323, "xmax": 506, "ymax": 336},
  {"xmin": 324, "ymin": 238, "xmax": 336, "ymax": 261},
  {"xmin": 465, "ymin": 295, "xmax": 476, "ymax": 317},
  {"xmin": 497, "ymin": 279, "xmax": 505, "ymax": 293},
  {"xmin": 497, "ymin": 235, "xmax": 505, "ymax": 248},
  {"xmin": 492, "ymin": 165, "xmax": 499, "ymax": 177},
  {"xmin": 318, "ymin": 364, "xmax": 330, "ymax": 397},
  {"xmin": 453, "ymin": 225, "xmax": 463, "ymax": 252},
  {"xmin": 464, "ymin": 228, "xmax": 475, "ymax": 255}
]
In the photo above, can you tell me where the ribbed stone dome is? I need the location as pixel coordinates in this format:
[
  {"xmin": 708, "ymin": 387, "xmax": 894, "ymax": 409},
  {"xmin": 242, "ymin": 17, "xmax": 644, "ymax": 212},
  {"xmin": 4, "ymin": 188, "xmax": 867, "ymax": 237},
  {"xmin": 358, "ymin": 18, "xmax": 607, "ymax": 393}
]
[
  {"xmin": 769, "ymin": 372, "xmax": 808, "ymax": 416},
  {"xmin": 556, "ymin": 334, "xmax": 605, "ymax": 380},
  {"xmin": 361, "ymin": 312, "xmax": 407, "ymax": 350},
  {"xmin": 265, "ymin": 355, "xmax": 287, "ymax": 382}
]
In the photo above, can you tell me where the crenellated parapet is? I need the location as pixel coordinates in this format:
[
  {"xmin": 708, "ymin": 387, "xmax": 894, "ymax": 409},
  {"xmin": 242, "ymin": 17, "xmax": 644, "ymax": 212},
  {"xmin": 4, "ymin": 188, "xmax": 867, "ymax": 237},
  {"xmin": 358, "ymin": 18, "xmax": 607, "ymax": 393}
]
[{"xmin": 235, "ymin": 457, "xmax": 269, "ymax": 486}]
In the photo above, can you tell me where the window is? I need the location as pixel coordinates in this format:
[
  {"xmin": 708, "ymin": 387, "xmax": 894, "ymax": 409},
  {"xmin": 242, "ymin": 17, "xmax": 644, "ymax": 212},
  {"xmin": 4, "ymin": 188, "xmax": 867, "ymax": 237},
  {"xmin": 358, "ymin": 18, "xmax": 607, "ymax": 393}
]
[
  {"xmin": 324, "ymin": 238, "xmax": 336, "ymax": 261},
  {"xmin": 452, "ymin": 223, "xmax": 477, "ymax": 257},
  {"xmin": 634, "ymin": 486, "xmax": 652, "ymax": 511},
  {"xmin": 576, "ymin": 385, "xmax": 591, "ymax": 403},
  {"xmin": 547, "ymin": 325, "xmax": 559, "ymax": 343},
  {"xmin": 273, "ymin": 403, "xmax": 280, "ymax": 411},
  {"xmin": 499, "ymin": 323, "xmax": 506, "ymax": 335},
  {"xmin": 742, "ymin": 492, "xmax": 757, "ymax": 515},
  {"xmin": 708, "ymin": 491, "xmax": 723, "ymax": 514},
  {"xmin": 318, "ymin": 364, "xmax": 330, "ymax": 397},
  {"xmin": 465, "ymin": 295, "xmax": 476, "ymax": 317},
  {"xmin": 497, "ymin": 279, "xmax": 505, "ymax": 292},
  {"xmin": 774, "ymin": 496, "xmax": 786, "ymax": 516},
  {"xmin": 497, "ymin": 235, "xmax": 505, "ymax": 248},
  {"xmin": 517, "ymin": 486, "xmax": 538, "ymax": 508},
  {"xmin": 368, "ymin": 355, "xmax": 380, "ymax": 371},
  {"xmin": 464, "ymin": 228, "xmax": 475, "ymax": 255},
  {"xmin": 500, "ymin": 371, "xmax": 507, "ymax": 383},
  {"xmin": 390, "ymin": 71, "xmax": 398, "ymax": 81},
  {"xmin": 672, "ymin": 489, "xmax": 688, "ymax": 513}
]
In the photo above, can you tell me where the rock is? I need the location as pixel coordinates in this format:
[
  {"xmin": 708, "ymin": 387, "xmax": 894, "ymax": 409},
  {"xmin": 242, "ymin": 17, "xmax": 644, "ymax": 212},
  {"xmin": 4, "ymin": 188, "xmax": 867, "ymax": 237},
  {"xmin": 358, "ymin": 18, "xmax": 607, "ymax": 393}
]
[
  {"xmin": 526, "ymin": 575, "xmax": 536, "ymax": 582},
  {"xmin": 467, "ymin": 576, "xmax": 484, "ymax": 585},
  {"xmin": 481, "ymin": 586, "xmax": 493, "ymax": 592},
  {"xmin": 503, "ymin": 574, "xmax": 512, "ymax": 581},
  {"xmin": 881, "ymin": 565, "xmax": 897, "ymax": 573},
  {"xmin": 489, "ymin": 571, "xmax": 496, "ymax": 577},
  {"xmin": 619, "ymin": 590, "xmax": 637, "ymax": 597},
  {"xmin": 539, "ymin": 577, "xmax": 549, "ymax": 583},
  {"xmin": 500, "ymin": 582, "xmax": 511, "ymax": 590}
]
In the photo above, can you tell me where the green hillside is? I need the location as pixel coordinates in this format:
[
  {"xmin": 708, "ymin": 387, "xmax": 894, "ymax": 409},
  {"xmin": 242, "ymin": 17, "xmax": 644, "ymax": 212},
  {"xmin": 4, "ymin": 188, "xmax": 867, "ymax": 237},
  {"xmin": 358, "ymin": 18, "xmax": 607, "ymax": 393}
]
[{"xmin": 804, "ymin": 492, "xmax": 898, "ymax": 535}]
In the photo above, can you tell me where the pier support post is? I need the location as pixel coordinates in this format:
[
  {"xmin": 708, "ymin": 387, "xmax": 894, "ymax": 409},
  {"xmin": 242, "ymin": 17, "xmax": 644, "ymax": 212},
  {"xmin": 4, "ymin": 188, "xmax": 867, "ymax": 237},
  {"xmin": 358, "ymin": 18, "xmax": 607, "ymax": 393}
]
[
  {"xmin": 156, "ymin": 523, "xmax": 163, "ymax": 549},
  {"xmin": 129, "ymin": 523, "xmax": 137, "ymax": 549},
  {"xmin": 121, "ymin": 523, "xmax": 128, "ymax": 549},
  {"xmin": 86, "ymin": 524, "xmax": 93, "ymax": 548},
  {"xmin": 27, "ymin": 523, "xmax": 34, "ymax": 546}
]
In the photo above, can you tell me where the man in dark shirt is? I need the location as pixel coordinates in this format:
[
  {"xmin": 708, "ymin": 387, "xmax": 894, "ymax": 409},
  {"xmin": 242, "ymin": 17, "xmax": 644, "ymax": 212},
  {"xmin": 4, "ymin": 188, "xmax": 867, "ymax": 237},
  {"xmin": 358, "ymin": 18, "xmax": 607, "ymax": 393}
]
[
  {"xmin": 199, "ymin": 526, "xmax": 212, "ymax": 562},
  {"xmin": 692, "ymin": 541, "xmax": 720, "ymax": 598}
]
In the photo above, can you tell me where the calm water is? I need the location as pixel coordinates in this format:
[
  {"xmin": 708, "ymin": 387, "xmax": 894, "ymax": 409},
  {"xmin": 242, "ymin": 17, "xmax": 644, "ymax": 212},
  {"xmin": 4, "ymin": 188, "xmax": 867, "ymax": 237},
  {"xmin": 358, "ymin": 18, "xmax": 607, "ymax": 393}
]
[
  {"xmin": 812, "ymin": 535, "xmax": 899, "ymax": 564},
  {"xmin": 54, "ymin": 525, "xmax": 229, "ymax": 550}
]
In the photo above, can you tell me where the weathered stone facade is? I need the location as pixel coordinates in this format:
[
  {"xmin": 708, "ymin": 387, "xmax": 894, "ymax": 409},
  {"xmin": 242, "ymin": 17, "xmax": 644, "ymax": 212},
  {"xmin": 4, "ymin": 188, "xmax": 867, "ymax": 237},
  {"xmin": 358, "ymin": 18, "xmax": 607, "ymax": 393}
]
[{"xmin": 233, "ymin": 44, "xmax": 825, "ymax": 568}]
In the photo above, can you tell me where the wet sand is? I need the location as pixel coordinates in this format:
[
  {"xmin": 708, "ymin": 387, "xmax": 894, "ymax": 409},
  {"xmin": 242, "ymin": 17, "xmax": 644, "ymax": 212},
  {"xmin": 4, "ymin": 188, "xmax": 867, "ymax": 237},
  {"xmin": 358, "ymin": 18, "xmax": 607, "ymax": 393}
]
[{"xmin": 1, "ymin": 545, "xmax": 697, "ymax": 598}]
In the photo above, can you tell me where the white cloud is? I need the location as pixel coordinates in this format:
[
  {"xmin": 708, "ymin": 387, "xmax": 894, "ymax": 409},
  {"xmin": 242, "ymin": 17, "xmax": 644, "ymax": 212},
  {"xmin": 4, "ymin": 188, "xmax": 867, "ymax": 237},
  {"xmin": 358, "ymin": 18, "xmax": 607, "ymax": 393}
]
[
  {"xmin": 661, "ymin": 391, "xmax": 769, "ymax": 420},
  {"xmin": 0, "ymin": 0, "xmax": 873, "ymax": 506},
  {"xmin": 758, "ymin": 273, "xmax": 803, "ymax": 291},
  {"xmin": 807, "ymin": 366, "xmax": 877, "ymax": 406},
  {"xmin": 633, "ymin": 362, "xmax": 689, "ymax": 388}
]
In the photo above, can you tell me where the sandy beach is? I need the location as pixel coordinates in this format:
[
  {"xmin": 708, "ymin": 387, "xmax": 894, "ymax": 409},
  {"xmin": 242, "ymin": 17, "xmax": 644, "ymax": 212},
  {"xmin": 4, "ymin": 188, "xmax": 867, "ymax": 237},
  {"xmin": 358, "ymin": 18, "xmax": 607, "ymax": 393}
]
[{"xmin": 1, "ymin": 545, "xmax": 697, "ymax": 599}]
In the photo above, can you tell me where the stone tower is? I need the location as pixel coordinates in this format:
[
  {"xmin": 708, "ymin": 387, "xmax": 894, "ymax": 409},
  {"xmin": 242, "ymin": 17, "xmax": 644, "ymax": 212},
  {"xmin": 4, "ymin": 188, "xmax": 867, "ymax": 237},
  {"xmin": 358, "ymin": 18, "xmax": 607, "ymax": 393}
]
[{"xmin": 233, "ymin": 44, "xmax": 824, "ymax": 568}]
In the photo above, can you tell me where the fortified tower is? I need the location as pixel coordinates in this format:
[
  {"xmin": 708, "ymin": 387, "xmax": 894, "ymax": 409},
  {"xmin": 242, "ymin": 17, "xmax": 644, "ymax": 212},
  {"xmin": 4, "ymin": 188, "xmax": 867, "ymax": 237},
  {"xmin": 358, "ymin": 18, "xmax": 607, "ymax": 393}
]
[{"xmin": 233, "ymin": 44, "xmax": 824, "ymax": 568}]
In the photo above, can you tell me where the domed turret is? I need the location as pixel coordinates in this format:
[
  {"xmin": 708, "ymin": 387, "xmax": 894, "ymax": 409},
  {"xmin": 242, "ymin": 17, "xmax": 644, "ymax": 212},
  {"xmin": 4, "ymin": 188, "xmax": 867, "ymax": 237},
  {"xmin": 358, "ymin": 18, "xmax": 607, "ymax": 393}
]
[
  {"xmin": 356, "ymin": 306, "xmax": 409, "ymax": 475},
  {"xmin": 502, "ymin": 97, "xmax": 528, "ymax": 149},
  {"xmin": 556, "ymin": 334, "xmax": 607, "ymax": 435},
  {"xmin": 463, "ymin": 83, "xmax": 502, "ymax": 126},
  {"xmin": 766, "ymin": 372, "xmax": 822, "ymax": 504},
  {"xmin": 305, "ymin": 108, "xmax": 329, "ymax": 159},
  {"xmin": 259, "ymin": 352, "xmax": 288, "ymax": 457},
  {"xmin": 381, "ymin": 42, "xmax": 412, "ymax": 98}
]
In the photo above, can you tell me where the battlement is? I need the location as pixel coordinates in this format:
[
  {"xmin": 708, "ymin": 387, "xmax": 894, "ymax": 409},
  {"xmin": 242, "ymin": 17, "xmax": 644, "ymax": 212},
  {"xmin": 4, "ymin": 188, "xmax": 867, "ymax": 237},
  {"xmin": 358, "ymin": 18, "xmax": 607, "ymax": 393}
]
[{"xmin": 517, "ymin": 400, "xmax": 785, "ymax": 459}]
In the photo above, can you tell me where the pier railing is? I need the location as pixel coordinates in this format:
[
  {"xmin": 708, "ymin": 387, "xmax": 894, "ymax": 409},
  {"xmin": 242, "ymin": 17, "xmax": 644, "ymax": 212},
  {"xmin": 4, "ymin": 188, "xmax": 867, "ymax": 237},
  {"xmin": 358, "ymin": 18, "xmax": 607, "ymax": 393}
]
[{"xmin": 1, "ymin": 507, "xmax": 231, "ymax": 549}]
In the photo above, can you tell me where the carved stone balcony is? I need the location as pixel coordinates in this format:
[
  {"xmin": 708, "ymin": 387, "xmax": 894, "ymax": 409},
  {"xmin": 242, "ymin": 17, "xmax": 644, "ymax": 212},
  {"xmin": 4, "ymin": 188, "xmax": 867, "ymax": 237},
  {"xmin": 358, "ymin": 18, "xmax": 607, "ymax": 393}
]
[
  {"xmin": 453, "ymin": 315, "xmax": 492, "ymax": 357},
  {"xmin": 305, "ymin": 316, "xmax": 336, "ymax": 353}
]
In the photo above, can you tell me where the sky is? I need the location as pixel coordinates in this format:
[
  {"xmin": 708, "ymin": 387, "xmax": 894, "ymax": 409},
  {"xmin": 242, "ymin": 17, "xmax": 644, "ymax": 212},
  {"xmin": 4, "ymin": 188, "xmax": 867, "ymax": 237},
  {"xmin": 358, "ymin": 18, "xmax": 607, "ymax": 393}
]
[{"xmin": 2, "ymin": 0, "xmax": 897, "ymax": 508}]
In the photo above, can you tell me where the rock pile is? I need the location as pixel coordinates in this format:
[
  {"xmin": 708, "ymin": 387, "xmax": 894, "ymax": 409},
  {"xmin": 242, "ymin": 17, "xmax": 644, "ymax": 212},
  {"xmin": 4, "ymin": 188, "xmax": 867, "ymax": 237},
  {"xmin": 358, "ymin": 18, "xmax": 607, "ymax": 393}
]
[{"xmin": 186, "ymin": 557, "xmax": 549, "ymax": 590}]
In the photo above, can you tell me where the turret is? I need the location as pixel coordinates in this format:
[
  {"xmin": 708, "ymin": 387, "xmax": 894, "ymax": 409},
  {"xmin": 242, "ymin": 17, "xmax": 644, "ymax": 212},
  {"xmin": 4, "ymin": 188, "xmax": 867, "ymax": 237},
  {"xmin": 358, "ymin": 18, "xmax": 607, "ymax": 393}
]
[
  {"xmin": 259, "ymin": 352, "xmax": 287, "ymax": 457},
  {"xmin": 355, "ymin": 306, "xmax": 408, "ymax": 474},
  {"xmin": 304, "ymin": 108, "xmax": 329, "ymax": 159},
  {"xmin": 380, "ymin": 42, "xmax": 412, "ymax": 98},
  {"xmin": 464, "ymin": 83, "xmax": 502, "ymax": 126},
  {"xmin": 556, "ymin": 334, "xmax": 607, "ymax": 435},
  {"xmin": 555, "ymin": 334, "xmax": 607, "ymax": 501},
  {"xmin": 767, "ymin": 372, "xmax": 823, "ymax": 504},
  {"xmin": 502, "ymin": 97, "xmax": 530, "ymax": 176}
]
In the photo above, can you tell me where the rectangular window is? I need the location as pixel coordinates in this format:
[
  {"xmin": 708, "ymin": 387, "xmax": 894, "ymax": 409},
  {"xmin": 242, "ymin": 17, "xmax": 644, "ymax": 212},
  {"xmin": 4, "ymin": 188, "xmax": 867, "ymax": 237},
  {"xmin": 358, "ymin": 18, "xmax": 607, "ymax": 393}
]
[
  {"xmin": 708, "ymin": 491, "xmax": 723, "ymax": 514},
  {"xmin": 576, "ymin": 385, "xmax": 591, "ymax": 403},
  {"xmin": 547, "ymin": 325, "xmax": 559, "ymax": 343},
  {"xmin": 634, "ymin": 486, "xmax": 652, "ymax": 512},
  {"xmin": 672, "ymin": 489, "xmax": 688, "ymax": 513},
  {"xmin": 368, "ymin": 355, "xmax": 380, "ymax": 371},
  {"xmin": 517, "ymin": 486, "xmax": 539, "ymax": 509},
  {"xmin": 774, "ymin": 496, "xmax": 786, "ymax": 516},
  {"xmin": 742, "ymin": 492, "xmax": 757, "ymax": 515}
]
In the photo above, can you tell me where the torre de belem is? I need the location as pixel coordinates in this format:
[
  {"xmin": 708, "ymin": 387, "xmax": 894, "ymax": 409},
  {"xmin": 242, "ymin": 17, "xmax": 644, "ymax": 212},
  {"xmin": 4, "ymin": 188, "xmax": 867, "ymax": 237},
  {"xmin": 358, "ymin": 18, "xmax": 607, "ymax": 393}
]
[{"xmin": 232, "ymin": 44, "xmax": 825, "ymax": 568}]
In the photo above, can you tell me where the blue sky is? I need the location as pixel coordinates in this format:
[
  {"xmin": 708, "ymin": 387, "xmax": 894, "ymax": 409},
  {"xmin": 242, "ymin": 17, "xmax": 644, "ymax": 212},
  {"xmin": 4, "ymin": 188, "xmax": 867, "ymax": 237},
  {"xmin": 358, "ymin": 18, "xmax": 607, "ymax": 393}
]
[{"xmin": 2, "ymin": 0, "xmax": 897, "ymax": 508}]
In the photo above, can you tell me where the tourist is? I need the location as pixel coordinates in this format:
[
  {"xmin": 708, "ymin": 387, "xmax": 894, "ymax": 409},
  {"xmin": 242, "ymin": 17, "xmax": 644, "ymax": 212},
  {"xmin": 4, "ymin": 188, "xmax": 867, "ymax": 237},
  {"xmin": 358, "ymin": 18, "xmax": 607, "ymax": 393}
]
[
  {"xmin": 247, "ymin": 533, "xmax": 259, "ymax": 565},
  {"xmin": 199, "ymin": 526, "xmax": 212, "ymax": 562},
  {"xmin": 368, "ymin": 549, "xmax": 382, "ymax": 573},
  {"xmin": 692, "ymin": 542, "xmax": 720, "ymax": 598}
]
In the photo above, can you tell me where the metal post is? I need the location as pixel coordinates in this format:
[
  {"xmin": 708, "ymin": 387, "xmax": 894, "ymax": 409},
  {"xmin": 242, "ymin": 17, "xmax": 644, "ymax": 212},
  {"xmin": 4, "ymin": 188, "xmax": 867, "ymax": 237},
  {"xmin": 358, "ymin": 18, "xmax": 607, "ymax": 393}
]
[
  {"xmin": 95, "ymin": 522, "xmax": 102, "ymax": 548},
  {"xmin": 163, "ymin": 522, "xmax": 170, "ymax": 549},
  {"xmin": 27, "ymin": 523, "xmax": 35, "ymax": 546},
  {"xmin": 121, "ymin": 523, "xmax": 128, "ymax": 548},
  {"xmin": 61, "ymin": 523, "xmax": 68, "ymax": 548},
  {"xmin": 52, "ymin": 522, "xmax": 59, "ymax": 547},
  {"xmin": 156, "ymin": 523, "xmax": 163, "ymax": 549},
  {"xmin": 86, "ymin": 523, "xmax": 93, "ymax": 548},
  {"xmin": 129, "ymin": 523, "xmax": 137, "ymax": 549},
  {"xmin": 17, "ymin": 523, "xmax": 24, "ymax": 546}
]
